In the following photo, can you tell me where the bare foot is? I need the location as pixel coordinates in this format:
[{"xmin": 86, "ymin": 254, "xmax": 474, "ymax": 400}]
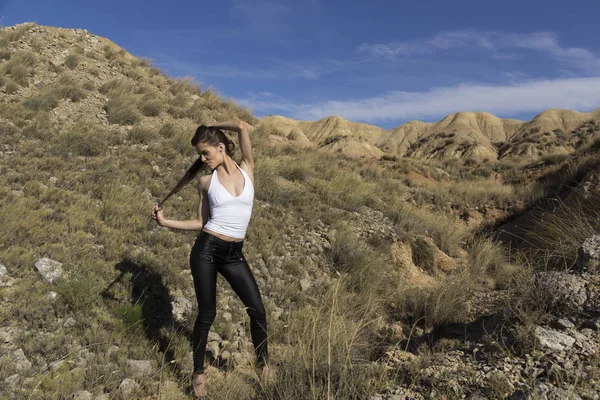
[
  {"xmin": 192, "ymin": 372, "xmax": 207, "ymax": 397},
  {"xmin": 259, "ymin": 364, "xmax": 271, "ymax": 383}
]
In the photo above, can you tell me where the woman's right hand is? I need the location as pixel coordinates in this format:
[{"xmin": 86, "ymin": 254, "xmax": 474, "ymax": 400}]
[{"xmin": 152, "ymin": 205, "xmax": 166, "ymax": 226}]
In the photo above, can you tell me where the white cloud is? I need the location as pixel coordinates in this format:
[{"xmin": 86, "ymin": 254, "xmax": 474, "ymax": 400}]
[
  {"xmin": 241, "ymin": 77, "xmax": 600, "ymax": 123},
  {"xmin": 359, "ymin": 31, "xmax": 600, "ymax": 74}
]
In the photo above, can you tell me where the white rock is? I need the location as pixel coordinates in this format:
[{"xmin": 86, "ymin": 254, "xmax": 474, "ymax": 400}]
[
  {"xmin": 299, "ymin": 278, "xmax": 312, "ymax": 291},
  {"xmin": 13, "ymin": 348, "xmax": 32, "ymax": 371},
  {"xmin": 47, "ymin": 291, "xmax": 58, "ymax": 301},
  {"xmin": 556, "ymin": 318, "xmax": 575, "ymax": 330},
  {"xmin": 206, "ymin": 341, "xmax": 220, "ymax": 358},
  {"xmin": 117, "ymin": 378, "xmax": 140, "ymax": 399},
  {"xmin": 106, "ymin": 345, "xmax": 120, "ymax": 357},
  {"xmin": 171, "ymin": 297, "xmax": 193, "ymax": 323},
  {"xmin": 73, "ymin": 390, "xmax": 93, "ymax": 400},
  {"xmin": 535, "ymin": 326, "xmax": 576, "ymax": 352},
  {"xmin": 0, "ymin": 326, "xmax": 16, "ymax": 344},
  {"xmin": 126, "ymin": 359, "xmax": 153, "ymax": 378},
  {"xmin": 208, "ymin": 331, "xmax": 222, "ymax": 342},
  {"xmin": 34, "ymin": 258, "xmax": 63, "ymax": 283}
]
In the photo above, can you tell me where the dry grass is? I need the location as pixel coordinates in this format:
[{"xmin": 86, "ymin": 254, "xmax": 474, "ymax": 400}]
[
  {"xmin": 522, "ymin": 195, "xmax": 600, "ymax": 271},
  {"xmin": 1, "ymin": 50, "xmax": 37, "ymax": 86},
  {"xmin": 387, "ymin": 204, "xmax": 467, "ymax": 256},
  {"xmin": 258, "ymin": 277, "xmax": 387, "ymax": 400},
  {"xmin": 22, "ymin": 75, "xmax": 85, "ymax": 111},
  {"xmin": 3, "ymin": 28, "xmax": 600, "ymax": 399},
  {"xmin": 0, "ymin": 23, "xmax": 36, "ymax": 47}
]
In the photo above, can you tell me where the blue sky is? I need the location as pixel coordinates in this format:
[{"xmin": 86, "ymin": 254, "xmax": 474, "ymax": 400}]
[{"xmin": 1, "ymin": 0, "xmax": 600, "ymax": 129}]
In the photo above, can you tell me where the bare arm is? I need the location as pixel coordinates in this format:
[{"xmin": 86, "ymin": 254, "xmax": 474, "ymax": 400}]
[
  {"xmin": 209, "ymin": 120, "xmax": 254, "ymax": 169},
  {"xmin": 153, "ymin": 181, "xmax": 209, "ymax": 231}
]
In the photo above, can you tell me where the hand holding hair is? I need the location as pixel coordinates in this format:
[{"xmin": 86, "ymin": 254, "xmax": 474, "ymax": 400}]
[{"xmin": 152, "ymin": 205, "xmax": 165, "ymax": 226}]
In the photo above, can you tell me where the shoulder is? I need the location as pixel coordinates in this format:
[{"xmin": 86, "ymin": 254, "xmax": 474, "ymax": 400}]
[
  {"xmin": 239, "ymin": 159, "xmax": 255, "ymax": 184},
  {"xmin": 198, "ymin": 174, "xmax": 212, "ymax": 192}
]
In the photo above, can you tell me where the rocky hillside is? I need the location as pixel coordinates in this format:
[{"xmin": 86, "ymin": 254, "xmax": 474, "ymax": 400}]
[
  {"xmin": 257, "ymin": 109, "xmax": 600, "ymax": 162},
  {"xmin": 1, "ymin": 22, "xmax": 600, "ymax": 400}
]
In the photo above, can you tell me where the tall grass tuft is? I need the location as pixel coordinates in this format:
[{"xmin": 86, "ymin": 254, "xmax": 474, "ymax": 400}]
[{"xmin": 260, "ymin": 277, "xmax": 386, "ymax": 400}]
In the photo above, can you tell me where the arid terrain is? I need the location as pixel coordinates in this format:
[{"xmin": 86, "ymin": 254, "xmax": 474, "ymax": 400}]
[{"xmin": 1, "ymin": 23, "xmax": 600, "ymax": 400}]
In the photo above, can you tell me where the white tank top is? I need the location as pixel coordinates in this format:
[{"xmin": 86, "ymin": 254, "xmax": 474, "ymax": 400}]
[{"xmin": 202, "ymin": 160, "xmax": 254, "ymax": 239}]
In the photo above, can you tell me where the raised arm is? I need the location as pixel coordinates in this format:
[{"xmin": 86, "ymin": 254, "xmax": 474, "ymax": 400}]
[{"xmin": 209, "ymin": 120, "xmax": 254, "ymax": 169}]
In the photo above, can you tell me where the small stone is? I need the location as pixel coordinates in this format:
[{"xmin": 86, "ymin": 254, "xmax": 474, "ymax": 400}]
[
  {"xmin": 577, "ymin": 235, "xmax": 600, "ymax": 272},
  {"xmin": 73, "ymin": 390, "xmax": 93, "ymax": 400},
  {"xmin": 206, "ymin": 341, "xmax": 220, "ymax": 358},
  {"xmin": 0, "ymin": 264, "xmax": 13, "ymax": 288},
  {"xmin": 126, "ymin": 359, "xmax": 153, "ymax": 378},
  {"xmin": 208, "ymin": 331, "xmax": 222, "ymax": 342},
  {"xmin": 556, "ymin": 318, "xmax": 575, "ymax": 330},
  {"xmin": 0, "ymin": 327, "xmax": 16, "ymax": 344},
  {"xmin": 299, "ymin": 278, "xmax": 312, "ymax": 291},
  {"xmin": 13, "ymin": 349, "xmax": 32, "ymax": 371},
  {"xmin": 534, "ymin": 326, "xmax": 575, "ymax": 352},
  {"xmin": 171, "ymin": 297, "xmax": 193, "ymax": 323},
  {"xmin": 117, "ymin": 378, "xmax": 140, "ymax": 399},
  {"xmin": 223, "ymin": 311, "xmax": 233, "ymax": 321},
  {"xmin": 47, "ymin": 291, "xmax": 58, "ymax": 301},
  {"xmin": 106, "ymin": 345, "xmax": 119, "ymax": 357},
  {"xmin": 34, "ymin": 258, "xmax": 63, "ymax": 283}
]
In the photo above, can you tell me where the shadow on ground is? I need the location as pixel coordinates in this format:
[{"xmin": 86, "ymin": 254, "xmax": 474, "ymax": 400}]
[{"xmin": 100, "ymin": 259, "xmax": 194, "ymax": 390}]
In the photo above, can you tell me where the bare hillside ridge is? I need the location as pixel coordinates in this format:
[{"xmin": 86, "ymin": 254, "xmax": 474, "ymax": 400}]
[{"xmin": 257, "ymin": 108, "xmax": 600, "ymax": 162}]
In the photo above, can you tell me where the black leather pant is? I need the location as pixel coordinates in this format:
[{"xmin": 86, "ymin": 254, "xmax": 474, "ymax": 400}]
[{"xmin": 189, "ymin": 230, "xmax": 268, "ymax": 374}]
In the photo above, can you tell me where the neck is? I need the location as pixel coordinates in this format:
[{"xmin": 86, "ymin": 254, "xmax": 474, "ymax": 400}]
[{"xmin": 218, "ymin": 156, "xmax": 235, "ymax": 175}]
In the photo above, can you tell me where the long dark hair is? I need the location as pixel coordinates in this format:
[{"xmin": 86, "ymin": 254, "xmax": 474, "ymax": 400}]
[{"xmin": 158, "ymin": 125, "xmax": 236, "ymax": 207}]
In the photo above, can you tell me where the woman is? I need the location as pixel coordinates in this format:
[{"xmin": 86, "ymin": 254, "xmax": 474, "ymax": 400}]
[{"xmin": 151, "ymin": 120, "xmax": 269, "ymax": 398}]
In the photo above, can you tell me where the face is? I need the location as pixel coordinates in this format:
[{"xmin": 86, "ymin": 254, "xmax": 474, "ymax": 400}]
[{"xmin": 195, "ymin": 142, "xmax": 224, "ymax": 168}]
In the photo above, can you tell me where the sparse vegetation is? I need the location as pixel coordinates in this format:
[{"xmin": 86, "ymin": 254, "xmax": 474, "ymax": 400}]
[
  {"xmin": 1, "ymin": 51, "xmax": 37, "ymax": 86},
  {"xmin": 1, "ymin": 23, "xmax": 599, "ymax": 400},
  {"xmin": 64, "ymin": 54, "xmax": 79, "ymax": 69}
]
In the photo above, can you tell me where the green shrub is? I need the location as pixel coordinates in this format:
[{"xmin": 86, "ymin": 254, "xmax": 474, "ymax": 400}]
[
  {"xmin": 106, "ymin": 97, "xmax": 139, "ymax": 125},
  {"xmin": 158, "ymin": 122, "xmax": 176, "ymax": 138},
  {"xmin": 55, "ymin": 267, "xmax": 102, "ymax": 314},
  {"xmin": 399, "ymin": 267, "xmax": 477, "ymax": 328},
  {"xmin": 116, "ymin": 303, "xmax": 144, "ymax": 330},
  {"xmin": 0, "ymin": 23, "xmax": 35, "ymax": 47},
  {"xmin": 5, "ymin": 80, "xmax": 18, "ymax": 94},
  {"xmin": 64, "ymin": 54, "xmax": 79, "ymax": 69},
  {"xmin": 51, "ymin": 124, "xmax": 107, "ymax": 157},
  {"xmin": 22, "ymin": 80, "xmax": 85, "ymax": 111},
  {"xmin": 138, "ymin": 94, "xmax": 163, "ymax": 117},
  {"xmin": 127, "ymin": 125, "xmax": 157, "ymax": 144}
]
